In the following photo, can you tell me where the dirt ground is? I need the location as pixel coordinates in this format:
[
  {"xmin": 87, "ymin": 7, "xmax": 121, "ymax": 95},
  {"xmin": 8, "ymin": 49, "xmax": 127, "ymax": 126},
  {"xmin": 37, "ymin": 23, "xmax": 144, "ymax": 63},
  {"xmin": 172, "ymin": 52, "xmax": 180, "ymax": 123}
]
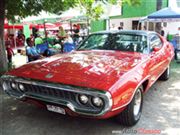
[{"xmin": 0, "ymin": 61, "xmax": 180, "ymax": 135}]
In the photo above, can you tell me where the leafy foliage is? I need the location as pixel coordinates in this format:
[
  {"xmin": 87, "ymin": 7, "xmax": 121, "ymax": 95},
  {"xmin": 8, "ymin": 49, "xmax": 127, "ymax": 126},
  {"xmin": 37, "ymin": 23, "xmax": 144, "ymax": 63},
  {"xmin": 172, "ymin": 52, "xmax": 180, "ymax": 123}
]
[
  {"xmin": 77, "ymin": 0, "xmax": 104, "ymax": 20},
  {"xmin": 5, "ymin": 0, "xmax": 141, "ymax": 21},
  {"xmin": 5, "ymin": 0, "xmax": 76, "ymax": 21},
  {"xmin": 123, "ymin": 0, "xmax": 141, "ymax": 6}
]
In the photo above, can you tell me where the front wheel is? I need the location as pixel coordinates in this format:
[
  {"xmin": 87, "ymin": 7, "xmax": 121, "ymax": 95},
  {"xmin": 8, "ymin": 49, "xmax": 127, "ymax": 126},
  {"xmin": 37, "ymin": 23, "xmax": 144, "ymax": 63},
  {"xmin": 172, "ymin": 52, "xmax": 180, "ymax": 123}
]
[
  {"xmin": 116, "ymin": 86, "xmax": 143, "ymax": 126},
  {"xmin": 159, "ymin": 65, "xmax": 170, "ymax": 81}
]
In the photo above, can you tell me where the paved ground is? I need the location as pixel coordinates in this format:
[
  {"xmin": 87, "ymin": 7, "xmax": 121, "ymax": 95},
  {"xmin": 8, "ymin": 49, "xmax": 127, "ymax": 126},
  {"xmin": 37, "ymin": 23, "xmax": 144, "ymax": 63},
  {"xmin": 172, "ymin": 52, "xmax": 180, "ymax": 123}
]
[{"xmin": 0, "ymin": 61, "xmax": 180, "ymax": 135}]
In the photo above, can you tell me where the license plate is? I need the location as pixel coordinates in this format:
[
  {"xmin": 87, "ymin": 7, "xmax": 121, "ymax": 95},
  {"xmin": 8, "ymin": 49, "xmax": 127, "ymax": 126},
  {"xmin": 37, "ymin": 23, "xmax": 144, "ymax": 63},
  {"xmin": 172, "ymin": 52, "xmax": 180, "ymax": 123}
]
[{"xmin": 46, "ymin": 105, "xmax": 66, "ymax": 115}]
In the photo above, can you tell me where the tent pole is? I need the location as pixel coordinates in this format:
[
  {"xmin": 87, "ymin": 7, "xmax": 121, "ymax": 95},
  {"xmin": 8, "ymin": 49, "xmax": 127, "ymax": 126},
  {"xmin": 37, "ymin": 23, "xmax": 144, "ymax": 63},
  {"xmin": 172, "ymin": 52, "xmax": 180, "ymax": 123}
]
[
  {"xmin": 87, "ymin": 17, "xmax": 90, "ymax": 36},
  {"xmin": 13, "ymin": 24, "xmax": 17, "ymax": 49},
  {"xmin": 43, "ymin": 19, "xmax": 47, "ymax": 40},
  {"xmin": 70, "ymin": 20, "xmax": 72, "ymax": 35}
]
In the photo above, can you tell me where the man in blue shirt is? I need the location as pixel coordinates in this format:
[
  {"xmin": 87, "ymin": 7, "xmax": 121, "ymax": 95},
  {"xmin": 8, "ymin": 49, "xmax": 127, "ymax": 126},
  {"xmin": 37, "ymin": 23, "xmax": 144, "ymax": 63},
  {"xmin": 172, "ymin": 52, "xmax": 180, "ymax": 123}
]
[{"xmin": 26, "ymin": 38, "xmax": 42, "ymax": 62}]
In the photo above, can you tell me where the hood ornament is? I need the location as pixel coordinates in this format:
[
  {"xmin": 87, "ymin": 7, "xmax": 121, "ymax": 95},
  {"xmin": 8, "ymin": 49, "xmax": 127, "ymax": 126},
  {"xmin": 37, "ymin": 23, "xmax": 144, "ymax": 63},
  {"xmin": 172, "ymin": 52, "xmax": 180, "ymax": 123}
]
[{"xmin": 45, "ymin": 73, "xmax": 54, "ymax": 79}]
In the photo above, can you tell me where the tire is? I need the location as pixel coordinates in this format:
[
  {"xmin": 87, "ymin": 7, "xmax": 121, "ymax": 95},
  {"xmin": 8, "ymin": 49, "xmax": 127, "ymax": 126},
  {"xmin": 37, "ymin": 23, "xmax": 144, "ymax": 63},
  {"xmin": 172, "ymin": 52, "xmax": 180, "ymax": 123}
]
[
  {"xmin": 174, "ymin": 49, "xmax": 177, "ymax": 60},
  {"xmin": 175, "ymin": 50, "xmax": 180, "ymax": 63},
  {"xmin": 116, "ymin": 86, "xmax": 143, "ymax": 126},
  {"xmin": 159, "ymin": 65, "xmax": 170, "ymax": 81}
]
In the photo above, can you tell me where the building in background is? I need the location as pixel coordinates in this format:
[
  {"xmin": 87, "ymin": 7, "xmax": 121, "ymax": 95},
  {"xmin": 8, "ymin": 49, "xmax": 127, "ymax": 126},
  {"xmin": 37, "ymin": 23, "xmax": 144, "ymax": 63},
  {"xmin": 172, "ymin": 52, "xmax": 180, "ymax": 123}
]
[
  {"xmin": 109, "ymin": 0, "xmax": 168, "ymax": 31},
  {"xmin": 91, "ymin": 0, "xmax": 173, "ymax": 33},
  {"xmin": 163, "ymin": 0, "xmax": 180, "ymax": 35}
]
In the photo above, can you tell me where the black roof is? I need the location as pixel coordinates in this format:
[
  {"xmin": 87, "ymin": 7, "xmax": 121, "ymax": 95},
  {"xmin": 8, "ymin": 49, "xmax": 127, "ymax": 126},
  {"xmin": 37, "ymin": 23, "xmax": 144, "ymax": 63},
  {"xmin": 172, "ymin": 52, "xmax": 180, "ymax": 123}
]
[{"xmin": 92, "ymin": 30, "xmax": 157, "ymax": 36}]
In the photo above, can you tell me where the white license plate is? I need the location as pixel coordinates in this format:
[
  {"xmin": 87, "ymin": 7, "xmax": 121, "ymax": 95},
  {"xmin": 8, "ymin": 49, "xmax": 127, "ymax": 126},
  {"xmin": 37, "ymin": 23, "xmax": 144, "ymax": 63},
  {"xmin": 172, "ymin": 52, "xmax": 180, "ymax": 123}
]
[{"xmin": 46, "ymin": 105, "xmax": 66, "ymax": 115}]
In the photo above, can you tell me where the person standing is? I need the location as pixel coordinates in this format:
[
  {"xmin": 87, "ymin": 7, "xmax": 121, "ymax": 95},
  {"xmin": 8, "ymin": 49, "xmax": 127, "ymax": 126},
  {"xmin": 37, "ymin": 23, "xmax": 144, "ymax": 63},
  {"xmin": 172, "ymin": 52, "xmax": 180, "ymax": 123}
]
[
  {"xmin": 160, "ymin": 27, "xmax": 165, "ymax": 36},
  {"xmin": 118, "ymin": 22, "xmax": 123, "ymax": 30},
  {"xmin": 6, "ymin": 45, "xmax": 14, "ymax": 63},
  {"xmin": 73, "ymin": 24, "xmax": 80, "ymax": 45}
]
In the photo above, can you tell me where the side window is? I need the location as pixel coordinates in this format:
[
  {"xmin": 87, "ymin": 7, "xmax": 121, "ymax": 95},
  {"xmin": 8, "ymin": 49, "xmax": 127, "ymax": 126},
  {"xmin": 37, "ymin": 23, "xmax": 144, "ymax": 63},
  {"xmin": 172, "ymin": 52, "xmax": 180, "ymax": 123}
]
[{"xmin": 149, "ymin": 34, "xmax": 162, "ymax": 52}]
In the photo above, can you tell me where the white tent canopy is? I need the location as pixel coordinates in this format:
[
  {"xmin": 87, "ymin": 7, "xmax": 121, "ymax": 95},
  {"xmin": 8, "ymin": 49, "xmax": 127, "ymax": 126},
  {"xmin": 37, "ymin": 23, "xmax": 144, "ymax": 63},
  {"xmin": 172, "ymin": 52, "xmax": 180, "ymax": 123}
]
[
  {"xmin": 59, "ymin": 8, "xmax": 84, "ymax": 18},
  {"xmin": 138, "ymin": 7, "xmax": 180, "ymax": 35},
  {"xmin": 22, "ymin": 11, "xmax": 61, "ymax": 23},
  {"xmin": 140, "ymin": 7, "xmax": 180, "ymax": 22}
]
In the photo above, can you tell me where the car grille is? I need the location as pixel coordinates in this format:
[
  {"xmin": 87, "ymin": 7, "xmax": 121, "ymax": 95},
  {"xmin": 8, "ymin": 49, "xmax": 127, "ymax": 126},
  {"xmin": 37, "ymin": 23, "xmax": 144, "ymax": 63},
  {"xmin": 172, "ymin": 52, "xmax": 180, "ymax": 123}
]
[
  {"xmin": 22, "ymin": 83, "xmax": 77, "ymax": 102},
  {"xmin": 20, "ymin": 83, "xmax": 103, "ymax": 112}
]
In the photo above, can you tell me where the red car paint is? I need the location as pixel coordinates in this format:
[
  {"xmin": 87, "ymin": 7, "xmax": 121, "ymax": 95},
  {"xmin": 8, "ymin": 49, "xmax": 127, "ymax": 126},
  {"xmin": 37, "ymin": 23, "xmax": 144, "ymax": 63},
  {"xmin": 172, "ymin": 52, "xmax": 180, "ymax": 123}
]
[{"xmin": 5, "ymin": 33, "xmax": 174, "ymax": 119}]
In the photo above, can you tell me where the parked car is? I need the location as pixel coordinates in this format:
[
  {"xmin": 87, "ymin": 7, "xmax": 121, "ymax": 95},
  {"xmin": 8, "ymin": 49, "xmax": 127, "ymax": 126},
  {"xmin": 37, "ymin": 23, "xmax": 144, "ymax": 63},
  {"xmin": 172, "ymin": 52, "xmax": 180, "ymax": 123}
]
[{"xmin": 1, "ymin": 30, "xmax": 174, "ymax": 126}]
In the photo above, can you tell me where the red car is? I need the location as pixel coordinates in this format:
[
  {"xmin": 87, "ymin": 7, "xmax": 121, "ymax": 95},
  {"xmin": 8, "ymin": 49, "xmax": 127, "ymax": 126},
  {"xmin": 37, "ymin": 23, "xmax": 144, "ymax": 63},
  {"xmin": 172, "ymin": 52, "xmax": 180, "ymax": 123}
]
[{"xmin": 1, "ymin": 30, "xmax": 174, "ymax": 126}]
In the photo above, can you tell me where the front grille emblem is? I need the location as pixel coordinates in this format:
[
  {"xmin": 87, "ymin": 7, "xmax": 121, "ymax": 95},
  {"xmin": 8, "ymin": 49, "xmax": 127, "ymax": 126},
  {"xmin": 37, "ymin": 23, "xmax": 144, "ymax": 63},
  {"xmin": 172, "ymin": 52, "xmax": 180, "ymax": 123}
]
[{"xmin": 45, "ymin": 73, "xmax": 54, "ymax": 79}]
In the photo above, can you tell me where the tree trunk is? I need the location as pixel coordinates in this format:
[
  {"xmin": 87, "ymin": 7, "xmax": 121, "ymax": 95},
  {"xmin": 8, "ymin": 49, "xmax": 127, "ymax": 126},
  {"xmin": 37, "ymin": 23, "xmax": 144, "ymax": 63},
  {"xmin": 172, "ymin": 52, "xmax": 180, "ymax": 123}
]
[{"xmin": 0, "ymin": 0, "xmax": 8, "ymax": 74}]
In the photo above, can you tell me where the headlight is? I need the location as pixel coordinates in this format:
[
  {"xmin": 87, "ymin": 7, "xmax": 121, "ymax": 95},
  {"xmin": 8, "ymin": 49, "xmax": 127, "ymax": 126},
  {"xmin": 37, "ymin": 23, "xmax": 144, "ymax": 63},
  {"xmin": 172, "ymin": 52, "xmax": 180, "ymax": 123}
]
[
  {"xmin": 19, "ymin": 84, "xmax": 25, "ymax": 91},
  {"xmin": 11, "ymin": 82, "xmax": 16, "ymax": 89},
  {"xmin": 78, "ymin": 94, "xmax": 89, "ymax": 104},
  {"xmin": 92, "ymin": 97, "xmax": 104, "ymax": 107}
]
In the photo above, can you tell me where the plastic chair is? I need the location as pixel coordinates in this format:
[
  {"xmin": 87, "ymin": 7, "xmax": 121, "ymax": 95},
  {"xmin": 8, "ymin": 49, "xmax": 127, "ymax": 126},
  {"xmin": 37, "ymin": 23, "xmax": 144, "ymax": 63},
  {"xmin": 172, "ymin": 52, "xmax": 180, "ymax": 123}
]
[
  {"xmin": 63, "ymin": 42, "xmax": 75, "ymax": 53},
  {"xmin": 36, "ymin": 42, "xmax": 49, "ymax": 54}
]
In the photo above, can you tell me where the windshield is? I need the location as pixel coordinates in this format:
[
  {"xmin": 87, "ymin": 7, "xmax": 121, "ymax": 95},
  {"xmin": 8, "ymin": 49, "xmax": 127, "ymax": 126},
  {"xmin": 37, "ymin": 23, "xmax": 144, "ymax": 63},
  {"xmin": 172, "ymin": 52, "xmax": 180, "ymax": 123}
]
[
  {"xmin": 78, "ymin": 33, "xmax": 148, "ymax": 54},
  {"xmin": 78, "ymin": 34, "xmax": 109, "ymax": 50}
]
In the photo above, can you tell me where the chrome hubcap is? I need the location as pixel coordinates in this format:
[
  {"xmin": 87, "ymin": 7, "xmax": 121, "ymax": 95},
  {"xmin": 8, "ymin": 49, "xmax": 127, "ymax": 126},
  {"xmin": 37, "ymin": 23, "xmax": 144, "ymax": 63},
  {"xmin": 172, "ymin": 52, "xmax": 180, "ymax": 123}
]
[{"xmin": 133, "ymin": 89, "xmax": 142, "ymax": 116}]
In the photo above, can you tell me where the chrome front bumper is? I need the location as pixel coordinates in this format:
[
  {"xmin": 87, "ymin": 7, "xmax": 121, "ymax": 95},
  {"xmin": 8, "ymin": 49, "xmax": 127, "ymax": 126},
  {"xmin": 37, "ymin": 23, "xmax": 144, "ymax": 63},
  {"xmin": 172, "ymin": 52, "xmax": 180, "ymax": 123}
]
[{"xmin": 1, "ymin": 75, "xmax": 112, "ymax": 116}]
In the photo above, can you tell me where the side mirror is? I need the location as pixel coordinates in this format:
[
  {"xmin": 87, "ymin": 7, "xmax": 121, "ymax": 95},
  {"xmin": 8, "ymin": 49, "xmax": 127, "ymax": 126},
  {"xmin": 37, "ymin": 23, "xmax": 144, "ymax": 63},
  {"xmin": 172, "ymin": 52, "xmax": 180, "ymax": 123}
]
[{"xmin": 152, "ymin": 47, "xmax": 161, "ymax": 52}]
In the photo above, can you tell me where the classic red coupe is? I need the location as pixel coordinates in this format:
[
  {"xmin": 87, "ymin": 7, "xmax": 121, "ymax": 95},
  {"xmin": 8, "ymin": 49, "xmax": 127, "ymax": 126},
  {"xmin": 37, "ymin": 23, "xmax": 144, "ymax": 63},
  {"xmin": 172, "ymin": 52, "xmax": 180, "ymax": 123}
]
[{"xmin": 1, "ymin": 30, "xmax": 174, "ymax": 126}]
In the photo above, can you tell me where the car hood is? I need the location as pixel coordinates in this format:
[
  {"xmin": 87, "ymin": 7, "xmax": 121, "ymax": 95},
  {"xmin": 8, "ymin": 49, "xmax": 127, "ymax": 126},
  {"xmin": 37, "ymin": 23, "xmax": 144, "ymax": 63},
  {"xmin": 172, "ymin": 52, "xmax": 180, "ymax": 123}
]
[{"xmin": 8, "ymin": 50, "xmax": 148, "ymax": 90}]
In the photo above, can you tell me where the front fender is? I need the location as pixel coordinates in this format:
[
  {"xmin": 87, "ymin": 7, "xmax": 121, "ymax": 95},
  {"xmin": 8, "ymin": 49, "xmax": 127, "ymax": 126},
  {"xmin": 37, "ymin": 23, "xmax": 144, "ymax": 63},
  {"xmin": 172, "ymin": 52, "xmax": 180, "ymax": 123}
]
[{"xmin": 109, "ymin": 73, "xmax": 150, "ymax": 112}]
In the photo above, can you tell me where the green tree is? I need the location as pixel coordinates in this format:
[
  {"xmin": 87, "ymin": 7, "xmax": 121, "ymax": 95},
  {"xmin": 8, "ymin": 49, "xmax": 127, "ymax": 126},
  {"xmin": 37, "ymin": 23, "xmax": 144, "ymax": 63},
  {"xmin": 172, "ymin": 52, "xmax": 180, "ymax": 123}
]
[
  {"xmin": 0, "ymin": 0, "xmax": 6, "ymax": 74},
  {"xmin": 0, "ymin": 0, "xmax": 141, "ymax": 74}
]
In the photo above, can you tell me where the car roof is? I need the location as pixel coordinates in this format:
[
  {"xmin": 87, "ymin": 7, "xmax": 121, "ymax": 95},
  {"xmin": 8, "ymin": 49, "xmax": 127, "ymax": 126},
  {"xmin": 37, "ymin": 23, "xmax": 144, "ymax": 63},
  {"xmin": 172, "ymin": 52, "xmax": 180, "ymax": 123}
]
[{"xmin": 92, "ymin": 30, "xmax": 157, "ymax": 36}]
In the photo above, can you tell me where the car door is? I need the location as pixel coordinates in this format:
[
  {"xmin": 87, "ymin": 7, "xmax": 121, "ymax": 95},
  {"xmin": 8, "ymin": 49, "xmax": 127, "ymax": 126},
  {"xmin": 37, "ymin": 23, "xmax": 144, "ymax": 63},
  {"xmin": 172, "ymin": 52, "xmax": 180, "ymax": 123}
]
[{"xmin": 148, "ymin": 34, "xmax": 164, "ymax": 83}]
